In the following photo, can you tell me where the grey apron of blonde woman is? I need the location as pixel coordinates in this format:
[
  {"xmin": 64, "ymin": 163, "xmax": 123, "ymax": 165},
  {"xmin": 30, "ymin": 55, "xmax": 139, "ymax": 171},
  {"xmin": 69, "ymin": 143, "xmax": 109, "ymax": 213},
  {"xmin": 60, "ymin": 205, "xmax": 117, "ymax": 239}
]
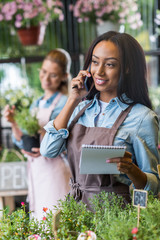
[{"xmin": 67, "ymin": 101, "xmax": 133, "ymax": 209}]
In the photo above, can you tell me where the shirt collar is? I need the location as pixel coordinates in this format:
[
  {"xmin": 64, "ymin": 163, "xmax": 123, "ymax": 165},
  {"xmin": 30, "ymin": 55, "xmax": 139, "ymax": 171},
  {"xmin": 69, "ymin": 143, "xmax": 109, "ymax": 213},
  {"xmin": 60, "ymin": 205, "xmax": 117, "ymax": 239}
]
[
  {"xmin": 37, "ymin": 92, "xmax": 59, "ymax": 105},
  {"xmin": 87, "ymin": 93, "xmax": 132, "ymax": 111}
]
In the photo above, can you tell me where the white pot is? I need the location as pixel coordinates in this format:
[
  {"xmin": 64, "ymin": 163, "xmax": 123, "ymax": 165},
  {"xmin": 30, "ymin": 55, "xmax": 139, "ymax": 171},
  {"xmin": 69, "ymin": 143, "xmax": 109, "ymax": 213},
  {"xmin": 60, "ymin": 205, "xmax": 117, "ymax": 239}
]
[{"xmin": 96, "ymin": 21, "xmax": 122, "ymax": 36}]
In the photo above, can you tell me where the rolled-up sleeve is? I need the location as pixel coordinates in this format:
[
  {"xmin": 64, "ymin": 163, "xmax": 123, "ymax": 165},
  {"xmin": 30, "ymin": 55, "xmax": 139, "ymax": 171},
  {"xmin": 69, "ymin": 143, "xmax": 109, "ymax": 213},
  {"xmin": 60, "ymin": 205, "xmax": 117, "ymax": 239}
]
[
  {"xmin": 40, "ymin": 120, "xmax": 69, "ymax": 158},
  {"xmin": 133, "ymin": 111, "xmax": 160, "ymax": 195}
]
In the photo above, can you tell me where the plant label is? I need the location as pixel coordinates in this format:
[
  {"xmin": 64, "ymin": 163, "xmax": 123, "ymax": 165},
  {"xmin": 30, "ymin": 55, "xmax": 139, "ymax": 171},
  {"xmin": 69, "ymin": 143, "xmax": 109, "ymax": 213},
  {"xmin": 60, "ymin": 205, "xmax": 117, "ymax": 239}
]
[{"xmin": 133, "ymin": 189, "xmax": 148, "ymax": 208}]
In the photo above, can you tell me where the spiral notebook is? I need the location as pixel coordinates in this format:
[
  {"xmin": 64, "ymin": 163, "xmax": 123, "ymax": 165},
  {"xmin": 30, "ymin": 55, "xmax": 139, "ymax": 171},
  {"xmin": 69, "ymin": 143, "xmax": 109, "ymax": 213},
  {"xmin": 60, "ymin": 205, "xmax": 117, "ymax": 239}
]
[{"xmin": 79, "ymin": 144, "xmax": 126, "ymax": 174}]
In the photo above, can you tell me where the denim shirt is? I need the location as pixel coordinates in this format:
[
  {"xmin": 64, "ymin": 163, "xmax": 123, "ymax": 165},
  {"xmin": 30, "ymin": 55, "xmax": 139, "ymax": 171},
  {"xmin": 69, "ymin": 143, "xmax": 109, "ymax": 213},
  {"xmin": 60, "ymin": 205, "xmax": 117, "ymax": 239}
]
[
  {"xmin": 40, "ymin": 94, "xmax": 160, "ymax": 194},
  {"xmin": 12, "ymin": 92, "xmax": 67, "ymax": 149}
]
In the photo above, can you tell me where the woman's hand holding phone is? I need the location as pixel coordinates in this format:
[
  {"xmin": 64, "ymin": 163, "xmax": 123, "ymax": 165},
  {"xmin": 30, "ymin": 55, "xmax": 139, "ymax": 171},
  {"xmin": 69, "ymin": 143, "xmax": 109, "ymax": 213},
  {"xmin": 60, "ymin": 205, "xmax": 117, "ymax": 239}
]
[{"xmin": 71, "ymin": 70, "xmax": 91, "ymax": 100}]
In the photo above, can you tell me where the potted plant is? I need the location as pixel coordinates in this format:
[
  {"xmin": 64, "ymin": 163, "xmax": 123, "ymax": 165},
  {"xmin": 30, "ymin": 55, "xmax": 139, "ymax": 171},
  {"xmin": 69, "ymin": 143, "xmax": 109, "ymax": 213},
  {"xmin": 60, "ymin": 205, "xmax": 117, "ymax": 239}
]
[
  {"xmin": 0, "ymin": 0, "xmax": 64, "ymax": 45},
  {"xmin": 1, "ymin": 85, "xmax": 41, "ymax": 152},
  {"xmin": 69, "ymin": 0, "xmax": 143, "ymax": 35},
  {"xmin": 14, "ymin": 107, "xmax": 41, "ymax": 152}
]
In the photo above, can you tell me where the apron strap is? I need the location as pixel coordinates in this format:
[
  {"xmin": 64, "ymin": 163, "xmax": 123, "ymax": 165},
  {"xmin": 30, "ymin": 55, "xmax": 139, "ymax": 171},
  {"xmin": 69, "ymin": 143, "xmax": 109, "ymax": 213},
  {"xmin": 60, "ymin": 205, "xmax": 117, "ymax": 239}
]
[
  {"xmin": 108, "ymin": 105, "xmax": 133, "ymax": 145},
  {"xmin": 48, "ymin": 93, "xmax": 63, "ymax": 113},
  {"xmin": 68, "ymin": 100, "xmax": 93, "ymax": 131}
]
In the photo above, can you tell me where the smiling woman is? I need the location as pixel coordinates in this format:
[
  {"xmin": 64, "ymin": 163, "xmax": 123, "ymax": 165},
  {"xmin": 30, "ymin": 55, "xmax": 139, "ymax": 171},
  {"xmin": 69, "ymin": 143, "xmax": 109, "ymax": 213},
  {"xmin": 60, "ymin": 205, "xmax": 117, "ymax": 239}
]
[
  {"xmin": 40, "ymin": 31, "xmax": 160, "ymax": 210},
  {"xmin": 91, "ymin": 40, "xmax": 120, "ymax": 102},
  {"xmin": 3, "ymin": 48, "xmax": 72, "ymax": 220}
]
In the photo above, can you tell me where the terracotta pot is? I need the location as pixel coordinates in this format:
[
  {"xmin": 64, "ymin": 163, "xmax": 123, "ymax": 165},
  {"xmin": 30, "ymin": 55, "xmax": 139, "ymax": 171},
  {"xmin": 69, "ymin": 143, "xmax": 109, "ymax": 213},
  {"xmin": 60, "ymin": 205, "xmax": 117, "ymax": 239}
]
[
  {"xmin": 17, "ymin": 25, "xmax": 41, "ymax": 46},
  {"xmin": 22, "ymin": 134, "xmax": 40, "ymax": 153}
]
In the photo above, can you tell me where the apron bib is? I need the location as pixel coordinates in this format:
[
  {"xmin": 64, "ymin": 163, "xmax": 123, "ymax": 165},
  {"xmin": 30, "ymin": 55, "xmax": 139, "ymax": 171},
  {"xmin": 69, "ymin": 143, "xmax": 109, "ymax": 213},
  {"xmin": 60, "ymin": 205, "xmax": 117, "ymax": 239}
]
[
  {"xmin": 67, "ymin": 101, "xmax": 132, "ymax": 208},
  {"xmin": 28, "ymin": 93, "xmax": 71, "ymax": 218}
]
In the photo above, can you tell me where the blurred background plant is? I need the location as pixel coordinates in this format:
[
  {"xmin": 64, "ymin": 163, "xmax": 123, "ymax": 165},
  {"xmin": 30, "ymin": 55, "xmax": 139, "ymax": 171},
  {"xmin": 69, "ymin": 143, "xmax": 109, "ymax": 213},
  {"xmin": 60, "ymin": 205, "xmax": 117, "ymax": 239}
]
[
  {"xmin": 69, "ymin": 0, "xmax": 143, "ymax": 30},
  {"xmin": 0, "ymin": 84, "xmax": 39, "ymax": 112},
  {"xmin": 149, "ymin": 87, "xmax": 160, "ymax": 115},
  {"xmin": 0, "ymin": 84, "xmax": 41, "ymax": 136},
  {"xmin": 0, "ymin": 0, "xmax": 64, "ymax": 29},
  {"xmin": 0, "ymin": 147, "xmax": 26, "ymax": 162},
  {"xmin": 14, "ymin": 108, "xmax": 40, "ymax": 136},
  {"xmin": 149, "ymin": 87, "xmax": 160, "ymax": 147}
]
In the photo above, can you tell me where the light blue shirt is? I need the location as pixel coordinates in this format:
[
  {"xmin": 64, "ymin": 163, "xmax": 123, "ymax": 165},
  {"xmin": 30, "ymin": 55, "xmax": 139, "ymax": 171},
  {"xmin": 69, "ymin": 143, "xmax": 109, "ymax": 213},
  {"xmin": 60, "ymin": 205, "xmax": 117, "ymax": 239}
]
[
  {"xmin": 40, "ymin": 94, "xmax": 160, "ymax": 195},
  {"xmin": 12, "ymin": 92, "xmax": 67, "ymax": 149}
]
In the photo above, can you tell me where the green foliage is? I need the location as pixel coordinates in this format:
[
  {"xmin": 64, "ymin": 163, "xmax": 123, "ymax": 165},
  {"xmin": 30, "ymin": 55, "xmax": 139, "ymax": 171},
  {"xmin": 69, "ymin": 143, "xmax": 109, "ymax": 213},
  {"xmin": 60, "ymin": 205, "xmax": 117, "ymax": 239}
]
[
  {"xmin": 14, "ymin": 108, "xmax": 40, "ymax": 136},
  {"xmin": 0, "ymin": 204, "xmax": 54, "ymax": 240},
  {"xmin": 0, "ymin": 85, "xmax": 41, "ymax": 136},
  {"xmin": 55, "ymin": 192, "xmax": 160, "ymax": 240},
  {"xmin": 0, "ymin": 148, "xmax": 26, "ymax": 162},
  {"xmin": 1, "ymin": 192, "xmax": 160, "ymax": 239}
]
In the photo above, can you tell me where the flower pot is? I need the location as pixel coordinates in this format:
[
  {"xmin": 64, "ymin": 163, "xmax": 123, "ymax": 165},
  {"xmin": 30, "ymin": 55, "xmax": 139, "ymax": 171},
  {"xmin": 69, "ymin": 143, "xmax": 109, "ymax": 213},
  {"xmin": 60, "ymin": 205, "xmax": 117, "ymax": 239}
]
[
  {"xmin": 17, "ymin": 25, "xmax": 42, "ymax": 46},
  {"xmin": 22, "ymin": 134, "xmax": 40, "ymax": 153},
  {"xmin": 96, "ymin": 21, "xmax": 120, "ymax": 36}
]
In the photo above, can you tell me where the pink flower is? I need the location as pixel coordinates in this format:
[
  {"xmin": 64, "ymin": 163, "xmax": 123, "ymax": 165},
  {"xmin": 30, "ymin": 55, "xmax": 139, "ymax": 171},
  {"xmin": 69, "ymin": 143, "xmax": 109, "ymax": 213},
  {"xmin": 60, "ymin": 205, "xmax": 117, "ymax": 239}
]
[
  {"xmin": 0, "ymin": 0, "xmax": 64, "ymax": 28},
  {"xmin": 21, "ymin": 202, "xmax": 25, "ymax": 206},
  {"xmin": 69, "ymin": 0, "xmax": 142, "ymax": 28},
  {"xmin": 59, "ymin": 14, "xmax": 64, "ymax": 21},
  {"xmin": 43, "ymin": 217, "xmax": 46, "ymax": 221},
  {"xmin": 131, "ymin": 227, "xmax": 138, "ymax": 234}
]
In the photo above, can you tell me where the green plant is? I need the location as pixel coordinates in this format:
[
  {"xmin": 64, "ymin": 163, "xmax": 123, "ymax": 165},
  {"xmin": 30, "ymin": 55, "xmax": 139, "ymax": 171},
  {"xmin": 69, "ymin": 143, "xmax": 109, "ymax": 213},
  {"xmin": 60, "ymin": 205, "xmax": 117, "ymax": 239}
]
[
  {"xmin": 14, "ymin": 107, "xmax": 40, "ymax": 136},
  {"xmin": 1, "ymin": 85, "xmax": 41, "ymax": 136},
  {"xmin": 0, "ymin": 148, "xmax": 26, "ymax": 162},
  {"xmin": 0, "ymin": 203, "xmax": 54, "ymax": 240},
  {"xmin": 55, "ymin": 192, "xmax": 160, "ymax": 240},
  {"xmin": 0, "ymin": 0, "xmax": 64, "ymax": 29},
  {"xmin": 1, "ymin": 192, "xmax": 160, "ymax": 239}
]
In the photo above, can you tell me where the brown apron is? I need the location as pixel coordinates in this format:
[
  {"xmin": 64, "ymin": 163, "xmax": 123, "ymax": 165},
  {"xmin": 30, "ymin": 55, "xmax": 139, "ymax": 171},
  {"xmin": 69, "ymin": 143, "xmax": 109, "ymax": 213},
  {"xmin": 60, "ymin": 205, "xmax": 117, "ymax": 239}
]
[{"xmin": 67, "ymin": 101, "xmax": 132, "ymax": 208}]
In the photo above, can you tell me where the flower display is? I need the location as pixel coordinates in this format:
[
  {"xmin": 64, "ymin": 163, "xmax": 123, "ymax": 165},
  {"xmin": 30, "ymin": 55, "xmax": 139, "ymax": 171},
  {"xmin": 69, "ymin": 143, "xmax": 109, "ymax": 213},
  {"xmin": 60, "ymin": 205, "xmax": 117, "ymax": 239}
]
[
  {"xmin": 0, "ymin": 84, "xmax": 37, "ymax": 111},
  {"xmin": 0, "ymin": 0, "xmax": 64, "ymax": 29},
  {"xmin": 69, "ymin": 0, "xmax": 143, "ymax": 29},
  {"xmin": 1, "ymin": 193, "xmax": 160, "ymax": 239}
]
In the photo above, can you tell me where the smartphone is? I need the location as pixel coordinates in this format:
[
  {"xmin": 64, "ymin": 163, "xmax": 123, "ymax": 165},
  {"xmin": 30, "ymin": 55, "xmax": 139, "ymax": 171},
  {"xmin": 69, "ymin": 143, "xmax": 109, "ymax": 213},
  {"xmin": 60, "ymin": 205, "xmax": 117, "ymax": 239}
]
[{"xmin": 84, "ymin": 64, "xmax": 92, "ymax": 92}]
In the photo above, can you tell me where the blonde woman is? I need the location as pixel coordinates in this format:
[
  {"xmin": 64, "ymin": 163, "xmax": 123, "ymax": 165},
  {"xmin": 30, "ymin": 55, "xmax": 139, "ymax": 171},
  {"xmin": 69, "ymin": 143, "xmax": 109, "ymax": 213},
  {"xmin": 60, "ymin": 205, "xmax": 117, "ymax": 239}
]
[{"xmin": 4, "ymin": 49, "xmax": 71, "ymax": 220}]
